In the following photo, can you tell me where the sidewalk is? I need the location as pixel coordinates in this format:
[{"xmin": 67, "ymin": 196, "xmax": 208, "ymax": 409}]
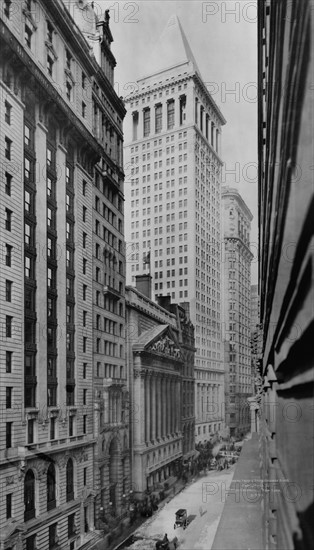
[{"xmin": 211, "ymin": 433, "xmax": 263, "ymax": 550}]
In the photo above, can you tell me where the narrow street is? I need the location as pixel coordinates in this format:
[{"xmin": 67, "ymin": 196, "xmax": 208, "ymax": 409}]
[{"xmin": 119, "ymin": 467, "xmax": 235, "ymax": 549}]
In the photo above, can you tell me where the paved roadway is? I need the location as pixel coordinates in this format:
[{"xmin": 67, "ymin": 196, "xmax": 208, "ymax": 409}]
[{"xmin": 123, "ymin": 466, "xmax": 235, "ymax": 549}]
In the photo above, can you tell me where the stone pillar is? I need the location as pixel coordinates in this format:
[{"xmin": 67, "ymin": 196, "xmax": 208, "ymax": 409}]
[
  {"xmin": 162, "ymin": 378, "xmax": 166, "ymax": 438},
  {"xmin": 151, "ymin": 376, "xmax": 156, "ymax": 442},
  {"xmin": 166, "ymin": 378, "xmax": 170, "ymax": 436},
  {"xmin": 177, "ymin": 379, "xmax": 181, "ymax": 432},
  {"xmin": 134, "ymin": 362, "xmax": 145, "ymax": 445},
  {"xmin": 156, "ymin": 376, "xmax": 159, "ymax": 439},
  {"xmin": 145, "ymin": 375, "xmax": 149, "ymax": 443}
]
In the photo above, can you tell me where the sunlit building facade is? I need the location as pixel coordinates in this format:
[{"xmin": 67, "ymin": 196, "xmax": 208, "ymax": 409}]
[
  {"xmin": 124, "ymin": 15, "xmax": 226, "ymax": 444},
  {"xmin": 222, "ymin": 187, "xmax": 253, "ymax": 437},
  {"xmin": 0, "ymin": 1, "xmax": 127, "ymax": 548}
]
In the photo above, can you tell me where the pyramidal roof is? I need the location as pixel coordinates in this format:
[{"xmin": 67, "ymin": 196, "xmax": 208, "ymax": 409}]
[{"xmin": 145, "ymin": 14, "xmax": 202, "ymax": 78}]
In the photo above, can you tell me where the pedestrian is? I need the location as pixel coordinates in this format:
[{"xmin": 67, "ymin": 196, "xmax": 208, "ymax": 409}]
[{"xmin": 199, "ymin": 505, "xmax": 203, "ymax": 517}]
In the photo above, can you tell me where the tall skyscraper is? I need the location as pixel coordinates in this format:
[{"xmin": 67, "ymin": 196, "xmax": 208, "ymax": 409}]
[
  {"xmin": 221, "ymin": 187, "xmax": 253, "ymax": 437},
  {"xmin": 124, "ymin": 15, "xmax": 226, "ymax": 443},
  {"xmin": 0, "ymin": 1, "xmax": 127, "ymax": 548}
]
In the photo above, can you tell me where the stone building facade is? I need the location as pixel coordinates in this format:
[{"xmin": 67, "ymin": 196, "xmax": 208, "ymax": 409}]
[
  {"xmin": 258, "ymin": 1, "xmax": 314, "ymax": 548},
  {"xmin": 125, "ymin": 279, "xmax": 195, "ymax": 500},
  {"xmin": 124, "ymin": 14, "xmax": 226, "ymax": 444},
  {"xmin": 0, "ymin": 1, "xmax": 127, "ymax": 549},
  {"xmin": 222, "ymin": 187, "xmax": 253, "ymax": 438}
]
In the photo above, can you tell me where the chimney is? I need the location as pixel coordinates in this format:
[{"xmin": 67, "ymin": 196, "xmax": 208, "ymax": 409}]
[
  {"xmin": 135, "ymin": 274, "xmax": 152, "ymax": 300},
  {"xmin": 156, "ymin": 295, "xmax": 171, "ymax": 311}
]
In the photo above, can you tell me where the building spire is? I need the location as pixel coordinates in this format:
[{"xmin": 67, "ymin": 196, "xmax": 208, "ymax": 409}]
[{"xmin": 146, "ymin": 14, "xmax": 202, "ymax": 77}]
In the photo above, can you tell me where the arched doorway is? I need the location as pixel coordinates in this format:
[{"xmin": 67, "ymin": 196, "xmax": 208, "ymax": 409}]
[{"xmin": 109, "ymin": 438, "xmax": 119, "ymax": 514}]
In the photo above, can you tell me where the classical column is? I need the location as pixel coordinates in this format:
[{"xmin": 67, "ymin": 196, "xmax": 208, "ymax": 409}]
[
  {"xmin": 177, "ymin": 379, "xmax": 181, "ymax": 432},
  {"xmin": 151, "ymin": 375, "xmax": 156, "ymax": 442},
  {"xmin": 145, "ymin": 375, "xmax": 150, "ymax": 443},
  {"xmin": 166, "ymin": 378, "xmax": 170, "ymax": 436},
  {"xmin": 156, "ymin": 376, "xmax": 161, "ymax": 439},
  {"xmin": 172, "ymin": 379, "xmax": 176, "ymax": 433},
  {"xmin": 162, "ymin": 378, "xmax": 166, "ymax": 438},
  {"xmin": 134, "ymin": 363, "xmax": 145, "ymax": 445}
]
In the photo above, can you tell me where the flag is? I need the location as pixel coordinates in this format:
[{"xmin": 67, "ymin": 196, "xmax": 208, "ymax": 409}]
[{"xmin": 143, "ymin": 251, "xmax": 151, "ymax": 265}]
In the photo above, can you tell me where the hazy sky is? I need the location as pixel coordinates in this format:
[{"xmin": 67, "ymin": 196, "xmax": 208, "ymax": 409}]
[{"xmin": 96, "ymin": 0, "xmax": 258, "ymax": 281}]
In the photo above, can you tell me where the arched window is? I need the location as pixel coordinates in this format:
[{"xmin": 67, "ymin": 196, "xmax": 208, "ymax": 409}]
[
  {"xmin": 47, "ymin": 463, "xmax": 56, "ymax": 510},
  {"xmin": 24, "ymin": 470, "xmax": 35, "ymax": 521},
  {"xmin": 66, "ymin": 458, "xmax": 74, "ymax": 502}
]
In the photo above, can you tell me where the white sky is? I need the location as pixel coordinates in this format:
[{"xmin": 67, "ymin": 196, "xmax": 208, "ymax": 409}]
[{"xmin": 96, "ymin": 0, "xmax": 258, "ymax": 282}]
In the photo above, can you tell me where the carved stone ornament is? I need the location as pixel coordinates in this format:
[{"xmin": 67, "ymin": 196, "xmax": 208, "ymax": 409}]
[{"xmin": 148, "ymin": 335, "xmax": 182, "ymax": 360}]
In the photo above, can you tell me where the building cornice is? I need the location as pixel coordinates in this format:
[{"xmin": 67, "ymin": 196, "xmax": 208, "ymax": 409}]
[
  {"xmin": 193, "ymin": 73, "xmax": 226, "ymax": 125},
  {"xmin": 0, "ymin": 20, "xmax": 103, "ymax": 161},
  {"xmin": 95, "ymin": 68, "xmax": 126, "ymax": 119},
  {"xmin": 44, "ymin": 0, "xmax": 97, "ymax": 76},
  {"xmin": 124, "ymin": 73, "xmax": 192, "ymax": 103},
  {"xmin": 222, "ymin": 187, "xmax": 254, "ymax": 221}
]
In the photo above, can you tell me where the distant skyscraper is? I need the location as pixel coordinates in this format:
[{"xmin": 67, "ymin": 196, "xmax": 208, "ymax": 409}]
[
  {"xmin": 222, "ymin": 187, "xmax": 253, "ymax": 437},
  {"xmin": 124, "ymin": 15, "xmax": 226, "ymax": 443}
]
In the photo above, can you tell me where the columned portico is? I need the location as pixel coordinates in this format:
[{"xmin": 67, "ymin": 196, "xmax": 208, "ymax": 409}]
[{"xmin": 132, "ymin": 325, "xmax": 184, "ymax": 497}]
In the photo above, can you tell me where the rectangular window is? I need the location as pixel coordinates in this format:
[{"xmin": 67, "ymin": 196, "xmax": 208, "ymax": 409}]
[
  {"xmin": 26, "ymin": 536, "xmax": 36, "ymax": 550},
  {"xmin": 6, "ymin": 244, "xmax": 12, "ymax": 267},
  {"xmin": 132, "ymin": 111, "xmax": 138, "ymax": 141},
  {"xmin": 6, "ymin": 422, "xmax": 12, "ymax": 448},
  {"xmin": 6, "ymin": 387, "xmax": 12, "ymax": 408},
  {"xmin": 68, "ymin": 513, "xmax": 76, "ymax": 537},
  {"xmin": 50, "ymin": 417, "xmax": 55, "ymax": 440},
  {"xmin": 5, "ymin": 137, "xmax": 12, "ymax": 160},
  {"xmin": 47, "ymin": 20, "xmax": 54, "ymax": 43},
  {"xmin": 167, "ymin": 100, "xmax": 175, "ymax": 130},
  {"xmin": 24, "ymin": 157, "xmax": 31, "ymax": 180},
  {"xmin": 4, "ymin": 0, "xmax": 11, "ymax": 18},
  {"xmin": 82, "ymin": 102, "xmax": 86, "ymax": 118},
  {"xmin": 155, "ymin": 104, "xmax": 162, "ymax": 133},
  {"xmin": 6, "ymin": 316, "xmax": 12, "ymax": 338},
  {"xmin": 24, "ymin": 24, "xmax": 32, "ymax": 48},
  {"xmin": 6, "ymin": 493, "xmax": 12, "ymax": 519},
  {"xmin": 83, "ymin": 389, "xmax": 87, "ymax": 405},
  {"xmin": 28, "ymin": 419, "xmax": 34, "ymax": 444},
  {"xmin": 5, "ymin": 100, "xmax": 12, "ymax": 124},
  {"xmin": 83, "ymin": 415, "xmax": 87, "ymax": 434},
  {"xmin": 24, "ymin": 222, "xmax": 32, "ymax": 245},
  {"xmin": 66, "ymin": 49, "xmax": 72, "ymax": 69},
  {"xmin": 47, "ymin": 54, "xmax": 53, "ymax": 76},
  {"xmin": 66, "ymin": 80, "xmax": 72, "ymax": 101},
  {"xmin": 24, "ymin": 124, "xmax": 31, "ymax": 147},
  {"xmin": 6, "ymin": 351, "xmax": 12, "ymax": 373},
  {"xmin": 5, "ymin": 172, "xmax": 12, "ymax": 195},
  {"xmin": 5, "ymin": 280, "xmax": 12, "ymax": 301},
  {"xmin": 143, "ymin": 108, "xmax": 150, "ymax": 137},
  {"xmin": 69, "ymin": 415, "xmax": 74, "ymax": 437},
  {"xmin": 180, "ymin": 95, "xmax": 186, "ymax": 125},
  {"xmin": 49, "ymin": 523, "xmax": 58, "ymax": 550}
]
